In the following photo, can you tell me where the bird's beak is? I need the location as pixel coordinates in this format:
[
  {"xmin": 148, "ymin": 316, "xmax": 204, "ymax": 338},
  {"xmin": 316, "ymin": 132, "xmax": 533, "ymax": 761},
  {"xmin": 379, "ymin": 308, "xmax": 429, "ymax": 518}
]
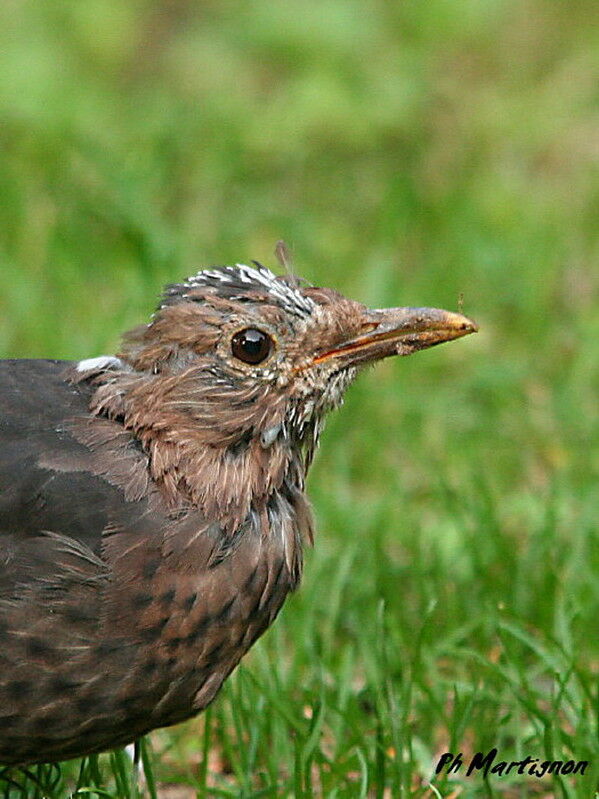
[{"xmin": 313, "ymin": 307, "xmax": 478, "ymax": 368}]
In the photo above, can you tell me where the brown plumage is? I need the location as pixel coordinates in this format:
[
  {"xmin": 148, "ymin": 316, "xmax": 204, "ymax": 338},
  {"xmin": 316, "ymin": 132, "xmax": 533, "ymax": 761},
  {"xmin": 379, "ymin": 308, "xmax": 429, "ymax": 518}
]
[{"xmin": 0, "ymin": 262, "xmax": 477, "ymax": 765}]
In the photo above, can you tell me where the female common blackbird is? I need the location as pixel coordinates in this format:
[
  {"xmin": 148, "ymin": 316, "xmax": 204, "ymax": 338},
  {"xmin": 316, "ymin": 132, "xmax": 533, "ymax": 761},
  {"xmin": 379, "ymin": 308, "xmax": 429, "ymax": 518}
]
[{"xmin": 0, "ymin": 262, "xmax": 477, "ymax": 765}]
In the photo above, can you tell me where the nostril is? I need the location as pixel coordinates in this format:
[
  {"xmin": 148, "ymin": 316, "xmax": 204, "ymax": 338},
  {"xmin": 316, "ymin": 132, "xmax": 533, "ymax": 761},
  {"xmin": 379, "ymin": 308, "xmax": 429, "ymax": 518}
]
[{"xmin": 359, "ymin": 322, "xmax": 378, "ymax": 334}]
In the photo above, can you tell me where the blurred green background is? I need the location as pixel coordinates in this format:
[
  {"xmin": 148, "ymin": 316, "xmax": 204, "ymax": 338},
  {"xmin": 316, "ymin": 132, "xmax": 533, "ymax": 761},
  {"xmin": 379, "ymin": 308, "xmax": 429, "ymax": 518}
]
[{"xmin": 1, "ymin": 0, "xmax": 598, "ymax": 796}]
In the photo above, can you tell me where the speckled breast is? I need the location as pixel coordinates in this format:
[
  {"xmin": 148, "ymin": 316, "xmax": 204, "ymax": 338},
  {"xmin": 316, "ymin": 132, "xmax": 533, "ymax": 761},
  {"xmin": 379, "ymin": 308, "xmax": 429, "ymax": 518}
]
[{"xmin": 0, "ymin": 511, "xmax": 295, "ymax": 766}]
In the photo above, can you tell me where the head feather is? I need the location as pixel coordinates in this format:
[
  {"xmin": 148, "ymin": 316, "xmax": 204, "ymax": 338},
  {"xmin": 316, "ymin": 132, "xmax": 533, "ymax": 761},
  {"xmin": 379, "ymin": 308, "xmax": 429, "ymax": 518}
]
[{"xmin": 160, "ymin": 263, "xmax": 316, "ymax": 319}]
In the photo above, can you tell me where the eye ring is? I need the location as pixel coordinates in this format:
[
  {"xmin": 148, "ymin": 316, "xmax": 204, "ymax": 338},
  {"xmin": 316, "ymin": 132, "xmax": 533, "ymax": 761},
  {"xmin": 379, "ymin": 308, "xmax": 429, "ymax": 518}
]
[{"xmin": 231, "ymin": 328, "xmax": 274, "ymax": 365}]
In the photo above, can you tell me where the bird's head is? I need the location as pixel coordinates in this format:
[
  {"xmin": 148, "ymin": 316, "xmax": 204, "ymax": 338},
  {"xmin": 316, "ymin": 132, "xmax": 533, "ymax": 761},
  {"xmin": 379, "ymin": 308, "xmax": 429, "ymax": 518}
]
[
  {"xmin": 81, "ymin": 262, "xmax": 476, "ymax": 517},
  {"xmin": 114, "ymin": 262, "xmax": 476, "ymax": 455}
]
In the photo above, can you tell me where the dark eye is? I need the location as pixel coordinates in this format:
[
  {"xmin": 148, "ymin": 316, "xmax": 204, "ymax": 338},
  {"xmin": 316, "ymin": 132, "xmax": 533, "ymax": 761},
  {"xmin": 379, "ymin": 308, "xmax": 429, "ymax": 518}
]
[{"xmin": 231, "ymin": 328, "xmax": 273, "ymax": 365}]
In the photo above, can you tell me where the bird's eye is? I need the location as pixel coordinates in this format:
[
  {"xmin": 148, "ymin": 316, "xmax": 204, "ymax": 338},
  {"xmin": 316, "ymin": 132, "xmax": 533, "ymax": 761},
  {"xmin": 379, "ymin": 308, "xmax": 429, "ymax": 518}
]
[{"xmin": 231, "ymin": 328, "xmax": 273, "ymax": 365}]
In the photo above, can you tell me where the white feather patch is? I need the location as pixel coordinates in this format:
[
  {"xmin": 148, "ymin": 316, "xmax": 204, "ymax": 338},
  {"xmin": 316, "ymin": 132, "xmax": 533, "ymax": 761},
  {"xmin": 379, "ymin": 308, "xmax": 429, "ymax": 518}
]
[{"xmin": 76, "ymin": 355, "xmax": 124, "ymax": 373}]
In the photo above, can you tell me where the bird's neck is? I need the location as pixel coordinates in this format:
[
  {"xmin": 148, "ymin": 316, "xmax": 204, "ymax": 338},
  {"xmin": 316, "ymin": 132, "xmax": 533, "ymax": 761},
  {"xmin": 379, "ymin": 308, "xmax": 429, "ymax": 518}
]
[{"xmin": 84, "ymin": 368, "xmax": 317, "ymax": 544}]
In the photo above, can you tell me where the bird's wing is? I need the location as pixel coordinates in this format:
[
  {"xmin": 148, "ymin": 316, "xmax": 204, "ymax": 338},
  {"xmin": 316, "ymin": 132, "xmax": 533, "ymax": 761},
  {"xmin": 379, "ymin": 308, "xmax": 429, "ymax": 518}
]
[
  {"xmin": 0, "ymin": 359, "xmax": 251, "ymax": 600},
  {"xmin": 0, "ymin": 359, "xmax": 154, "ymax": 594}
]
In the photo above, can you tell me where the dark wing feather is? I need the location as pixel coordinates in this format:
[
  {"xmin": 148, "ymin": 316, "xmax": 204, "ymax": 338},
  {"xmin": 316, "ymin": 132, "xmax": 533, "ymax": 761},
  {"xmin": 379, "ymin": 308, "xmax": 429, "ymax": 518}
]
[{"xmin": 0, "ymin": 360, "xmax": 151, "ymax": 590}]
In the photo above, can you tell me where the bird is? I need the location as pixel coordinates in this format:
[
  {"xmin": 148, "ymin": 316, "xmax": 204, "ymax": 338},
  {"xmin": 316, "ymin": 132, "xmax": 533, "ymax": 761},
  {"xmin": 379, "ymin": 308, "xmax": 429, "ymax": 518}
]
[{"xmin": 0, "ymin": 260, "xmax": 477, "ymax": 766}]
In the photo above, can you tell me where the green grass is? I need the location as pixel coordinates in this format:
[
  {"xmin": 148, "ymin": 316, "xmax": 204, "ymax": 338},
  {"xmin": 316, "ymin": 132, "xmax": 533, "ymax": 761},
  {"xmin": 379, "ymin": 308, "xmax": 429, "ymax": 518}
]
[{"xmin": 0, "ymin": 0, "xmax": 597, "ymax": 796}]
